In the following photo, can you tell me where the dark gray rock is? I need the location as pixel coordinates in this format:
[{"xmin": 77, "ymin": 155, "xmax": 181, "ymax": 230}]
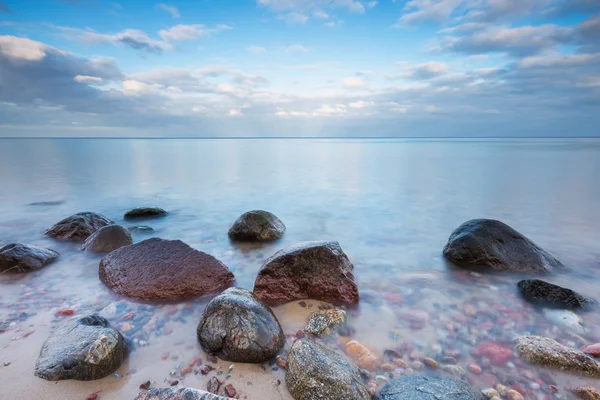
[
  {"xmin": 374, "ymin": 376, "xmax": 483, "ymax": 400},
  {"xmin": 228, "ymin": 210, "xmax": 285, "ymax": 242},
  {"xmin": 518, "ymin": 279, "xmax": 594, "ymax": 310},
  {"xmin": 124, "ymin": 207, "xmax": 167, "ymax": 220},
  {"xmin": 286, "ymin": 339, "xmax": 370, "ymax": 400},
  {"xmin": 82, "ymin": 225, "xmax": 133, "ymax": 253},
  {"xmin": 35, "ymin": 314, "xmax": 128, "ymax": 381},
  {"xmin": 0, "ymin": 243, "xmax": 59, "ymax": 273},
  {"xmin": 134, "ymin": 388, "xmax": 232, "ymax": 400},
  {"xmin": 129, "ymin": 225, "xmax": 155, "ymax": 234},
  {"xmin": 45, "ymin": 212, "xmax": 113, "ymax": 241},
  {"xmin": 443, "ymin": 219, "xmax": 564, "ymax": 273},
  {"xmin": 197, "ymin": 287, "xmax": 284, "ymax": 363}
]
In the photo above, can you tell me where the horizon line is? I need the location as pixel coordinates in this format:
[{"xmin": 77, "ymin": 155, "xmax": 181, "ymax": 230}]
[{"xmin": 2, "ymin": 136, "xmax": 600, "ymax": 140}]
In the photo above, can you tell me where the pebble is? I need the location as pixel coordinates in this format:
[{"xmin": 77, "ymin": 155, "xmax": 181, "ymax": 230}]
[
  {"xmin": 344, "ymin": 340, "xmax": 380, "ymax": 371},
  {"xmin": 581, "ymin": 343, "xmax": 600, "ymax": 357},
  {"xmin": 223, "ymin": 384, "xmax": 237, "ymax": 398},
  {"xmin": 507, "ymin": 389, "xmax": 524, "ymax": 400},
  {"xmin": 482, "ymin": 388, "xmax": 500, "ymax": 399},
  {"xmin": 139, "ymin": 381, "xmax": 151, "ymax": 390},
  {"xmin": 468, "ymin": 364, "xmax": 482, "ymax": 374},
  {"xmin": 276, "ymin": 355, "xmax": 288, "ymax": 369},
  {"xmin": 411, "ymin": 361, "xmax": 424, "ymax": 370},
  {"xmin": 441, "ymin": 364, "xmax": 466, "ymax": 376},
  {"xmin": 381, "ymin": 363, "xmax": 394, "ymax": 372},
  {"xmin": 495, "ymin": 384, "xmax": 508, "ymax": 396},
  {"xmin": 423, "ymin": 358, "xmax": 439, "ymax": 369}
]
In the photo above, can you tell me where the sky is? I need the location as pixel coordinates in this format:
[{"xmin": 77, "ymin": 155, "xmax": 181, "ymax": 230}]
[{"xmin": 0, "ymin": 0, "xmax": 599, "ymax": 137}]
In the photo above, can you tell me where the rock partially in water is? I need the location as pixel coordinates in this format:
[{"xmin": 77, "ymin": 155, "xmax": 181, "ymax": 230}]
[
  {"xmin": 582, "ymin": 343, "xmax": 600, "ymax": 357},
  {"xmin": 124, "ymin": 207, "xmax": 167, "ymax": 220},
  {"xmin": 443, "ymin": 219, "xmax": 564, "ymax": 273},
  {"xmin": 129, "ymin": 225, "xmax": 155, "ymax": 234},
  {"xmin": 543, "ymin": 309, "xmax": 585, "ymax": 334},
  {"xmin": 253, "ymin": 241, "xmax": 360, "ymax": 306},
  {"xmin": 286, "ymin": 339, "xmax": 370, "ymax": 400},
  {"xmin": 99, "ymin": 238, "xmax": 235, "ymax": 301},
  {"xmin": 305, "ymin": 308, "xmax": 346, "ymax": 336},
  {"xmin": 45, "ymin": 212, "xmax": 113, "ymax": 241},
  {"xmin": 0, "ymin": 243, "xmax": 59, "ymax": 273},
  {"xmin": 514, "ymin": 335, "xmax": 600, "ymax": 377},
  {"xmin": 228, "ymin": 210, "xmax": 285, "ymax": 242},
  {"xmin": 197, "ymin": 287, "xmax": 284, "ymax": 363},
  {"xmin": 518, "ymin": 279, "xmax": 594, "ymax": 310},
  {"xmin": 575, "ymin": 386, "xmax": 600, "ymax": 400},
  {"xmin": 344, "ymin": 340, "xmax": 380, "ymax": 371},
  {"xmin": 35, "ymin": 314, "xmax": 128, "ymax": 381},
  {"xmin": 134, "ymin": 388, "xmax": 232, "ymax": 400},
  {"xmin": 374, "ymin": 376, "xmax": 483, "ymax": 400},
  {"xmin": 82, "ymin": 225, "xmax": 133, "ymax": 253}
]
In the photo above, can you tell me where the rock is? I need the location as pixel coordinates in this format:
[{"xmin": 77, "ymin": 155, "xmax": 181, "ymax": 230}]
[
  {"xmin": 305, "ymin": 309, "xmax": 346, "ymax": 337},
  {"xmin": 0, "ymin": 243, "xmax": 59, "ymax": 273},
  {"xmin": 518, "ymin": 279, "xmax": 594, "ymax": 310},
  {"xmin": 253, "ymin": 241, "xmax": 359, "ymax": 306},
  {"xmin": 99, "ymin": 238, "xmax": 235, "ymax": 301},
  {"xmin": 514, "ymin": 335, "xmax": 600, "ymax": 377},
  {"xmin": 45, "ymin": 212, "xmax": 112, "ymax": 241},
  {"xmin": 207, "ymin": 377, "xmax": 221, "ymax": 394},
  {"xmin": 507, "ymin": 390, "xmax": 524, "ymax": 400},
  {"xmin": 575, "ymin": 386, "xmax": 600, "ymax": 400},
  {"xmin": 443, "ymin": 219, "xmax": 564, "ymax": 273},
  {"xmin": 228, "ymin": 210, "xmax": 285, "ymax": 242},
  {"xmin": 197, "ymin": 287, "xmax": 284, "ymax": 363},
  {"xmin": 374, "ymin": 376, "xmax": 483, "ymax": 400},
  {"xmin": 477, "ymin": 342, "xmax": 513, "ymax": 367},
  {"xmin": 124, "ymin": 207, "xmax": 167, "ymax": 220},
  {"xmin": 286, "ymin": 339, "xmax": 370, "ymax": 400},
  {"xmin": 344, "ymin": 340, "xmax": 380, "ymax": 371},
  {"xmin": 82, "ymin": 225, "xmax": 133, "ymax": 253},
  {"xmin": 35, "ymin": 315, "xmax": 128, "ymax": 381},
  {"xmin": 129, "ymin": 225, "xmax": 155, "ymax": 234},
  {"xmin": 543, "ymin": 309, "xmax": 584, "ymax": 333},
  {"xmin": 134, "ymin": 388, "xmax": 232, "ymax": 400},
  {"xmin": 582, "ymin": 343, "xmax": 600, "ymax": 357}
]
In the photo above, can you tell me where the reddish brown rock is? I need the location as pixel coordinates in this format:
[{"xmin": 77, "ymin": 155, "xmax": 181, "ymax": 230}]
[
  {"xmin": 99, "ymin": 238, "xmax": 235, "ymax": 301},
  {"xmin": 582, "ymin": 343, "xmax": 600, "ymax": 357},
  {"xmin": 477, "ymin": 342, "xmax": 513, "ymax": 367},
  {"xmin": 253, "ymin": 241, "xmax": 359, "ymax": 306},
  {"xmin": 575, "ymin": 386, "xmax": 600, "ymax": 400},
  {"xmin": 45, "ymin": 212, "xmax": 113, "ymax": 241},
  {"xmin": 134, "ymin": 388, "xmax": 232, "ymax": 400}
]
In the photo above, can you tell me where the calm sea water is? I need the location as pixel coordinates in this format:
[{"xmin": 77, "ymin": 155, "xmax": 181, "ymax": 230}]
[{"xmin": 1, "ymin": 138, "xmax": 600, "ymax": 400}]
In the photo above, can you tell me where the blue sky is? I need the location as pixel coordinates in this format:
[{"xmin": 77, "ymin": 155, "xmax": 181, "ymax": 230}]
[{"xmin": 0, "ymin": 0, "xmax": 599, "ymax": 137}]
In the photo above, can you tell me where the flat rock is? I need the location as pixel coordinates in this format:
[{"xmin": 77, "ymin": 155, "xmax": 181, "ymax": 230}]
[
  {"xmin": 124, "ymin": 207, "xmax": 167, "ymax": 220},
  {"xmin": 45, "ymin": 212, "xmax": 113, "ymax": 241},
  {"xmin": 0, "ymin": 243, "xmax": 59, "ymax": 273},
  {"xmin": 82, "ymin": 225, "xmax": 133, "ymax": 253},
  {"xmin": 197, "ymin": 287, "xmax": 284, "ymax": 363},
  {"xmin": 253, "ymin": 241, "xmax": 359, "ymax": 306},
  {"xmin": 374, "ymin": 376, "xmax": 483, "ymax": 400},
  {"xmin": 518, "ymin": 279, "xmax": 594, "ymax": 310},
  {"xmin": 305, "ymin": 308, "xmax": 346, "ymax": 337},
  {"xmin": 286, "ymin": 339, "xmax": 370, "ymax": 400},
  {"xmin": 443, "ymin": 219, "xmax": 564, "ymax": 273},
  {"xmin": 228, "ymin": 210, "xmax": 285, "ymax": 242},
  {"xmin": 515, "ymin": 335, "xmax": 600, "ymax": 377},
  {"xmin": 35, "ymin": 315, "xmax": 128, "ymax": 381},
  {"xmin": 99, "ymin": 238, "xmax": 235, "ymax": 301},
  {"xmin": 134, "ymin": 388, "xmax": 232, "ymax": 400}
]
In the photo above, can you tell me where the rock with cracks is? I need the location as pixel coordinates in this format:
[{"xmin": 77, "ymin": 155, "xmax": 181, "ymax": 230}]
[
  {"xmin": 45, "ymin": 212, "xmax": 113, "ymax": 241},
  {"xmin": 0, "ymin": 243, "xmax": 59, "ymax": 273},
  {"xmin": 374, "ymin": 376, "xmax": 483, "ymax": 400}
]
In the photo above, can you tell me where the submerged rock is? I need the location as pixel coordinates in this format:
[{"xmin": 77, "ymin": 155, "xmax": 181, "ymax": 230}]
[
  {"xmin": 197, "ymin": 287, "xmax": 284, "ymax": 363},
  {"xmin": 129, "ymin": 225, "xmax": 154, "ymax": 234},
  {"xmin": 134, "ymin": 388, "xmax": 232, "ymax": 400},
  {"xmin": 514, "ymin": 335, "xmax": 600, "ymax": 377},
  {"xmin": 344, "ymin": 340, "xmax": 381, "ymax": 371},
  {"xmin": 518, "ymin": 279, "xmax": 594, "ymax": 310},
  {"xmin": 305, "ymin": 308, "xmax": 346, "ymax": 337},
  {"xmin": 99, "ymin": 238, "xmax": 235, "ymax": 301},
  {"xmin": 543, "ymin": 309, "xmax": 585, "ymax": 333},
  {"xmin": 286, "ymin": 339, "xmax": 370, "ymax": 400},
  {"xmin": 228, "ymin": 210, "xmax": 285, "ymax": 242},
  {"xmin": 374, "ymin": 376, "xmax": 483, "ymax": 400},
  {"xmin": 82, "ymin": 225, "xmax": 133, "ymax": 253},
  {"xmin": 253, "ymin": 241, "xmax": 360, "ymax": 306},
  {"xmin": 124, "ymin": 207, "xmax": 167, "ymax": 220},
  {"xmin": 35, "ymin": 314, "xmax": 127, "ymax": 381},
  {"xmin": 443, "ymin": 219, "xmax": 564, "ymax": 273},
  {"xmin": 0, "ymin": 243, "xmax": 59, "ymax": 273},
  {"xmin": 45, "ymin": 212, "xmax": 113, "ymax": 241}
]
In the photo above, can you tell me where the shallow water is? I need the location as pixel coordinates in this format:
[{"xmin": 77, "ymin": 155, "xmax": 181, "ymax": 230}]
[{"xmin": 1, "ymin": 138, "xmax": 600, "ymax": 400}]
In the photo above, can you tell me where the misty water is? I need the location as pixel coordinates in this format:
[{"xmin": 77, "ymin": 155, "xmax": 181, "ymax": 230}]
[{"xmin": 1, "ymin": 138, "xmax": 600, "ymax": 400}]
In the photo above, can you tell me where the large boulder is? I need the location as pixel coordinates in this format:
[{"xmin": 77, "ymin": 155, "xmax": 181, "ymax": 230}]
[
  {"xmin": 443, "ymin": 219, "xmax": 564, "ymax": 273},
  {"xmin": 0, "ymin": 243, "xmax": 59, "ymax": 273},
  {"xmin": 35, "ymin": 314, "xmax": 128, "ymax": 381},
  {"xmin": 99, "ymin": 238, "xmax": 235, "ymax": 301},
  {"xmin": 82, "ymin": 225, "xmax": 133, "ymax": 253},
  {"xmin": 515, "ymin": 335, "xmax": 600, "ymax": 377},
  {"xmin": 253, "ymin": 241, "xmax": 359, "ymax": 306},
  {"xmin": 374, "ymin": 376, "xmax": 483, "ymax": 400},
  {"xmin": 124, "ymin": 207, "xmax": 167, "ymax": 220},
  {"xmin": 286, "ymin": 339, "xmax": 370, "ymax": 400},
  {"xmin": 45, "ymin": 212, "xmax": 113, "ymax": 241},
  {"xmin": 197, "ymin": 287, "xmax": 284, "ymax": 363},
  {"xmin": 228, "ymin": 210, "xmax": 285, "ymax": 242},
  {"xmin": 134, "ymin": 388, "xmax": 232, "ymax": 400},
  {"xmin": 518, "ymin": 279, "xmax": 594, "ymax": 310}
]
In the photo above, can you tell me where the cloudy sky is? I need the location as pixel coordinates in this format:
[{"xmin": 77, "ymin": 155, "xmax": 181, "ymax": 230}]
[{"xmin": 0, "ymin": 0, "xmax": 599, "ymax": 137}]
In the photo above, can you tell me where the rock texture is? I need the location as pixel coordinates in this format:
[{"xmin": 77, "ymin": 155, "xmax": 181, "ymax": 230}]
[
  {"xmin": 82, "ymin": 225, "xmax": 133, "ymax": 253},
  {"xmin": 515, "ymin": 335, "xmax": 600, "ymax": 377},
  {"xmin": 35, "ymin": 315, "xmax": 127, "ymax": 381},
  {"xmin": 134, "ymin": 388, "xmax": 232, "ymax": 400},
  {"xmin": 374, "ymin": 376, "xmax": 483, "ymax": 400},
  {"xmin": 0, "ymin": 243, "xmax": 59, "ymax": 273},
  {"xmin": 518, "ymin": 279, "xmax": 594, "ymax": 310},
  {"xmin": 45, "ymin": 212, "xmax": 113, "ymax": 241},
  {"xmin": 228, "ymin": 210, "xmax": 285, "ymax": 242},
  {"xmin": 286, "ymin": 339, "xmax": 370, "ymax": 400},
  {"xmin": 306, "ymin": 308, "xmax": 346, "ymax": 336},
  {"xmin": 124, "ymin": 207, "xmax": 167, "ymax": 220},
  {"xmin": 575, "ymin": 386, "xmax": 600, "ymax": 400},
  {"xmin": 253, "ymin": 241, "xmax": 359, "ymax": 306},
  {"xmin": 443, "ymin": 219, "xmax": 564, "ymax": 273},
  {"xmin": 197, "ymin": 287, "xmax": 284, "ymax": 363},
  {"xmin": 99, "ymin": 238, "xmax": 235, "ymax": 301}
]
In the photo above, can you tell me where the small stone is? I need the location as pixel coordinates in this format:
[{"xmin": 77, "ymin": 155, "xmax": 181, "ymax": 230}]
[
  {"xmin": 441, "ymin": 364, "xmax": 466, "ymax": 376},
  {"xmin": 223, "ymin": 384, "xmax": 237, "ymax": 398},
  {"xmin": 169, "ymin": 380, "xmax": 179, "ymax": 386},
  {"xmin": 423, "ymin": 358, "xmax": 439, "ymax": 369},
  {"xmin": 507, "ymin": 389, "xmax": 524, "ymax": 400},
  {"xmin": 305, "ymin": 309, "xmax": 346, "ymax": 337},
  {"xmin": 477, "ymin": 342, "xmax": 513, "ymax": 367},
  {"xmin": 139, "ymin": 381, "xmax": 151, "ymax": 390},
  {"xmin": 207, "ymin": 377, "xmax": 221, "ymax": 394},
  {"xmin": 199, "ymin": 365, "xmax": 214, "ymax": 375},
  {"xmin": 482, "ymin": 389, "xmax": 500, "ymax": 399},
  {"xmin": 575, "ymin": 386, "xmax": 600, "ymax": 400},
  {"xmin": 344, "ymin": 340, "xmax": 380, "ymax": 371},
  {"xmin": 582, "ymin": 343, "xmax": 600, "ymax": 357},
  {"xmin": 496, "ymin": 384, "xmax": 508, "ymax": 396},
  {"xmin": 381, "ymin": 363, "xmax": 395, "ymax": 372},
  {"xmin": 468, "ymin": 364, "xmax": 482, "ymax": 374},
  {"xmin": 410, "ymin": 361, "xmax": 424, "ymax": 370},
  {"xmin": 276, "ymin": 355, "xmax": 288, "ymax": 369},
  {"xmin": 394, "ymin": 359, "xmax": 408, "ymax": 368},
  {"xmin": 54, "ymin": 308, "xmax": 75, "ymax": 317}
]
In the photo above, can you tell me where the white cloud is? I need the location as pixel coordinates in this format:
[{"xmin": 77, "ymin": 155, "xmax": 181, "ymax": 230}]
[
  {"xmin": 285, "ymin": 44, "xmax": 309, "ymax": 53},
  {"xmin": 156, "ymin": 3, "xmax": 180, "ymax": 19},
  {"xmin": 349, "ymin": 100, "xmax": 374, "ymax": 108},
  {"xmin": 74, "ymin": 75, "xmax": 103, "ymax": 83},
  {"xmin": 228, "ymin": 108, "xmax": 244, "ymax": 117},
  {"xmin": 122, "ymin": 80, "xmax": 161, "ymax": 96},
  {"xmin": 158, "ymin": 24, "xmax": 231, "ymax": 41},
  {"xmin": 342, "ymin": 76, "xmax": 367, "ymax": 88},
  {"xmin": 246, "ymin": 45, "xmax": 268, "ymax": 54},
  {"xmin": 0, "ymin": 36, "xmax": 48, "ymax": 61},
  {"xmin": 314, "ymin": 9, "xmax": 330, "ymax": 18},
  {"xmin": 280, "ymin": 12, "xmax": 309, "ymax": 24}
]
